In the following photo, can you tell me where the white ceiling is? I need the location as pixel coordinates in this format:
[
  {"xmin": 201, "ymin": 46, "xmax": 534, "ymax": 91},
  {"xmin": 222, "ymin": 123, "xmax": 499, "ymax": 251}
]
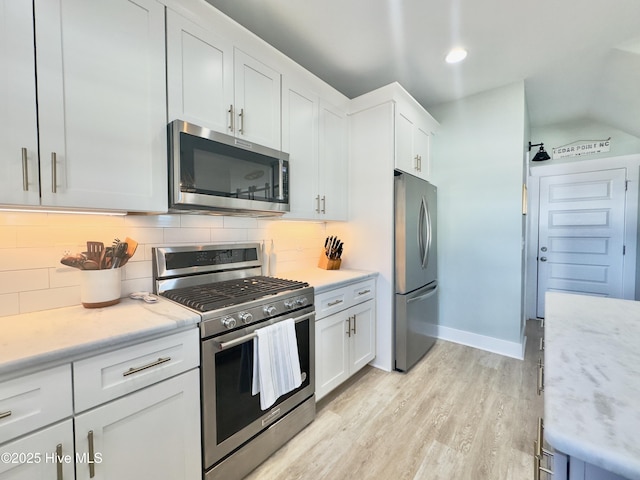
[{"xmin": 205, "ymin": 0, "xmax": 640, "ymax": 137}]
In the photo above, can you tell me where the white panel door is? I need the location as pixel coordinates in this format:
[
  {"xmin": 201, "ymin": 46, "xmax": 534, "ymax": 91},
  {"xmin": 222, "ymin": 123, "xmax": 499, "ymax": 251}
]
[
  {"xmin": 318, "ymin": 101, "xmax": 348, "ymax": 220},
  {"xmin": 315, "ymin": 313, "xmax": 349, "ymax": 401},
  {"xmin": 233, "ymin": 48, "xmax": 281, "ymax": 149},
  {"xmin": 537, "ymin": 169, "xmax": 627, "ymax": 317},
  {"xmin": 0, "ymin": 0, "xmax": 39, "ymax": 206},
  {"xmin": 35, "ymin": 0, "xmax": 167, "ymax": 212},
  {"xmin": 349, "ymin": 300, "xmax": 376, "ymax": 372},
  {"xmin": 166, "ymin": 10, "xmax": 234, "ymax": 134}
]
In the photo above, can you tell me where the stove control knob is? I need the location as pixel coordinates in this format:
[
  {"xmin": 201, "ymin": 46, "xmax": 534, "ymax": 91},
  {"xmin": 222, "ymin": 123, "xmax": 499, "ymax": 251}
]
[
  {"xmin": 239, "ymin": 311, "xmax": 253, "ymax": 324},
  {"xmin": 263, "ymin": 305, "xmax": 277, "ymax": 316},
  {"xmin": 221, "ymin": 316, "xmax": 237, "ymax": 329},
  {"xmin": 296, "ymin": 297, "xmax": 308, "ymax": 307},
  {"xmin": 284, "ymin": 300, "xmax": 295, "ymax": 310}
]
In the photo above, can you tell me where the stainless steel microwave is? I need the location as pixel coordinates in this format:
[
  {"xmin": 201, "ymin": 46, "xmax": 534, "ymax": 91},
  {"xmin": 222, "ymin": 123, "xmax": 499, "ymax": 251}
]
[{"xmin": 168, "ymin": 120, "xmax": 289, "ymax": 216}]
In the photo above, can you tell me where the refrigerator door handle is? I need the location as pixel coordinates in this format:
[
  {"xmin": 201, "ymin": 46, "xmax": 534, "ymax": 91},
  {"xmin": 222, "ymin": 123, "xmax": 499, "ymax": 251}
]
[
  {"xmin": 407, "ymin": 283, "xmax": 438, "ymax": 304},
  {"xmin": 418, "ymin": 196, "xmax": 430, "ymax": 269}
]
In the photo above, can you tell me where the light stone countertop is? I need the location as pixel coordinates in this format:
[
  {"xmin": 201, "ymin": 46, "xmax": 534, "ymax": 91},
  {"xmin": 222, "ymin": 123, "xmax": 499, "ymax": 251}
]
[
  {"xmin": 279, "ymin": 267, "xmax": 378, "ymax": 295},
  {"xmin": 0, "ymin": 297, "xmax": 200, "ymax": 378},
  {"xmin": 544, "ymin": 292, "xmax": 640, "ymax": 480}
]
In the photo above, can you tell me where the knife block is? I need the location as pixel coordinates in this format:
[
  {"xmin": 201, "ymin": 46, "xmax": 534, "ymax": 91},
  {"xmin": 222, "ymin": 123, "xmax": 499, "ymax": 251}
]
[{"xmin": 318, "ymin": 250, "xmax": 341, "ymax": 270}]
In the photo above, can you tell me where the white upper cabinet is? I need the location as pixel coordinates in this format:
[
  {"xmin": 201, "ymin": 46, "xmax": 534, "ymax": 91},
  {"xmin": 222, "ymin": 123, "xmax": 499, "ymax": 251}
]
[
  {"xmin": 166, "ymin": 10, "xmax": 234, "ymax": 135},
  {"xmin": 395, "ymin": 98, "xmax": 434, "ymax": 180},
  {"xmin": 0, "ymin": 0, "xmax": 39, "ymax": 206},
  {"xmin": 34, "ymin": 0, "xmax": 168, "ymax": 212},
  {"xmin": 282, "ymin": 76, "xmax": 348, "ymax": 221},
  {"xmin": 166, "ymin": 10, "xmax": 282, "ymax": 150},
  {"xmin": 233, "ymin": 48, "xmax": 281, "ymax": 149}
]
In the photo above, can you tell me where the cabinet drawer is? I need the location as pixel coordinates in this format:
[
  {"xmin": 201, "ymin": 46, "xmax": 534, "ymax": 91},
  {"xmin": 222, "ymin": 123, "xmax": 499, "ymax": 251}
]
[
  {"xmin": 0, "ymin": 364, "xmax": 72, "ymax": 444},
  {"xmin": 349, "ymin": 279, "xmax": 375, "ymax": 305},
  {"xmin": 73, "ymin": 328, "xmax": 199, "ymax": 412},
  {"xmin": 315, "ymin": 286, "xmax": 349, "ymax": 319}
]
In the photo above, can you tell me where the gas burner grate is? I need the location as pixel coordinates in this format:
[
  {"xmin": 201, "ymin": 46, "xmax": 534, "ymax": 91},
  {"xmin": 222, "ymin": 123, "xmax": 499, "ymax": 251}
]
[{"xmin": 162, "ymin": 276, "xmax": 308, "ymax": 312}]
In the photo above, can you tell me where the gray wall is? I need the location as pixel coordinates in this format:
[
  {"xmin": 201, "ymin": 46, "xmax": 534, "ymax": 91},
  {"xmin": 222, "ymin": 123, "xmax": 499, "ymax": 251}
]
[{"xmin": 430, "ymin": 81, "xmax": 527, "ymax": 346}]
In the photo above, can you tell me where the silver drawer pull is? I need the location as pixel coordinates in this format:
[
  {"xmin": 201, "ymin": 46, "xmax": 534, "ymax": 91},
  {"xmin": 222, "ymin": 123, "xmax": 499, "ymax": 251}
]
[
  {"xmin": 123, "ymin": 357, "xmax": 171, "ymax": 377},
  {"xmin": 327, "ymin": 299, "xmax": 343, "ymax": 307},
  {"xmin": 22, "ymin": 148, "xmax": 29, "ymax": 191},
  {"xmin": 540, "ymin": 337, "xmax": 545, "ymax": 351},
  {"xmin": 51, "ymin": 152, "xmax": 57, "ymax": 193},
  {"xmin": 357, "ymin": 289, "xmax": 371, "ymax": 295},
  {"xmin": 0, "ymin": 410, "xmax": 12, "ymax": 420}
]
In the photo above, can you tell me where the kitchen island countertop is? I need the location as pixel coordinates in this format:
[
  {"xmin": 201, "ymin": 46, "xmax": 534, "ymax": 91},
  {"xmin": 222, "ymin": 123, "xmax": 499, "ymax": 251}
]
[
  {"xmin": 279, "ymin": 267, "xmax": 377, "ymax": 295},
  {"xmin": 0, "ymin": 297, "xmax": 200, "ymax": 378},
  {"xmin": 544, "ymin": 292, "xmax": 640, "ymax": 480}
]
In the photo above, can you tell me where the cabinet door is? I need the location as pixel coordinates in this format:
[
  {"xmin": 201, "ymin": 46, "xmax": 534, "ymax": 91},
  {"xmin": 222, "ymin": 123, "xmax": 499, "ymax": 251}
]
[
  {"xmin": 395, "ymin": 107, "xmax": 418, "ymax": 176},
  {"xmin": 414, "ymin": 124, "xmax": 431, "ymax": 180},
  {"xmin": 318, "ymin": 101, "xmax": 348, "ymax": 221},
  {"xmin": 166, "ymin": 10, "xmax": 234, "ymax": 134},
  {"xmin": 0, "ymin": 420, "xmax": 74, "ymax": 480},
  {"xmin": 349, "ymin": 300, "xmax": 376, "ymax": 372},
  {"xmin": 233, "ymin": 48, "xmax": 281, "ymax": 149},
  {"xmin": 35, "ymin": 0, "xmax": 167, "ymax": 212},
  {"xmin": 75, "ymin": 369, "xmax": 200, "ymax": 480},
  {"xmin": 315, "ymin": 313, "xmax": 350, "ymax": 401},
  {"xmin": 0, "ymin": 0, "xmax": 39, "ymax": 206},
  {"xmin": 282, "ymin": 78, "xmax": 319, "ymax": 219}
]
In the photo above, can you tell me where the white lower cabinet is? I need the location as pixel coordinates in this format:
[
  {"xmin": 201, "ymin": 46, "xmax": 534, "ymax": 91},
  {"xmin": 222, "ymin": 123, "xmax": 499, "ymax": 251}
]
[
  {"xmin": 315, "ymin": 278, "xmax": 376, "ymax": 401},
  {"xmin": 74, "ymin": 369, "xmax": 200, "ymax": 480},
  {"xmin": 0, "ymin": 420, "xmax": 74, "ymax": 480}
]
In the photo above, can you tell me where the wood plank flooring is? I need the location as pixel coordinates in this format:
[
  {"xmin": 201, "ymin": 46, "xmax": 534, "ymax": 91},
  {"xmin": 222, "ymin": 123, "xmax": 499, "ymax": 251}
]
[{"xmin": 246, "ymin": 320, "xmax": 544, "ymax": 480}]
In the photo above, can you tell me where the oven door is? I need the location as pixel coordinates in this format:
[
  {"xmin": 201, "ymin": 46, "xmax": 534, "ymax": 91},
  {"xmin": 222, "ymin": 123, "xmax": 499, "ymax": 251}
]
[{"xmin": 201, "ymin": 306, "xmax": 315, "ymax": 470}]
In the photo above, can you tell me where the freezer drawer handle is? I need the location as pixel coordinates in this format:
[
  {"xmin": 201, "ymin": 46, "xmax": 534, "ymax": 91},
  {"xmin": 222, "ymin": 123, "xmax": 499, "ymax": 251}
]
[{"xmin": 406, "ymin": 285, "xmax": 438, "ymax": 304}]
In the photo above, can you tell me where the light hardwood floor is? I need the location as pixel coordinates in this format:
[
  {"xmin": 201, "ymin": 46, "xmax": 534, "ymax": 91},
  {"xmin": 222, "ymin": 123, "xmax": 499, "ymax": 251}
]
[{"xmin": 246, "ymin": 320, "xmax": 544, "ymax": 480}]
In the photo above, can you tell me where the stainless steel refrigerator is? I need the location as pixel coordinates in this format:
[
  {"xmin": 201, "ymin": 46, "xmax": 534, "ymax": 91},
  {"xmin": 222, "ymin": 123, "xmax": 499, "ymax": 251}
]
[{"xmin": 394, "ymin": 170, "xmax": 438, "ymax": 372}]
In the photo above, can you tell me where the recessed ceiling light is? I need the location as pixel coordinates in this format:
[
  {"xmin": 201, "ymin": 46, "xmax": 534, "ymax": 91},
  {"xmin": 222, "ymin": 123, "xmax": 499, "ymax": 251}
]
[{"xmin": 445, "ymin": 48, "xmax": 467, "ymax": 64}]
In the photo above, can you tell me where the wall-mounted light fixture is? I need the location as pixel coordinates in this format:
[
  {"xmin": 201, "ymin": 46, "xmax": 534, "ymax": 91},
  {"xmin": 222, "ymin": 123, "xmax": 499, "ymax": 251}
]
[{"xmin": 528, "ymin": 142, "xmax": 551, "ymax": 162}]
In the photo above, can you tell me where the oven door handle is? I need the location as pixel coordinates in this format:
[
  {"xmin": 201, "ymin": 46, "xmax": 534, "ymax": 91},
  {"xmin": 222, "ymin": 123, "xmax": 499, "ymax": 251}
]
[{"xmin": 214, "ymin": 311, "xmax": 316, "ymax": 351}]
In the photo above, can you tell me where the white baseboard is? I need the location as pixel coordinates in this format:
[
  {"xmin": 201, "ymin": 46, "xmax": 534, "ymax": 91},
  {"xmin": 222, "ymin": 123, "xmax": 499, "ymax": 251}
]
[{"xmin": 425, "ymin": 323, "xmax": 526, "ymax": 360}]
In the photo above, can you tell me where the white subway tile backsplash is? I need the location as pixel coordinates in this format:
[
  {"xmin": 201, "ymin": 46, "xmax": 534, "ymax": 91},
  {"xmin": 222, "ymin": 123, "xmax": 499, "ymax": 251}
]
[
  {"xmin": 0, "ymin": 293, "xmax": 19, "ymax": 317},
  {"xmin": 0, "ymin": 269, "xmax": 49, "ymax": 294},
  {"xmin": 0, "ymin": 211, "xmax": 326, "ymax": 317},
  {"xmin": 19, "ymin": 286, "xmax": 80, "ymax": 314}
]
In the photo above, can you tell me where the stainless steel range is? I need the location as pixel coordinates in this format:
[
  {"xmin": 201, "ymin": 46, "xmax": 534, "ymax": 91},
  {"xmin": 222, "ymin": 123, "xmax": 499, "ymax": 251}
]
[{"xmin": 152, "ymin": 243, "xmax": 315, "ymax": 480}]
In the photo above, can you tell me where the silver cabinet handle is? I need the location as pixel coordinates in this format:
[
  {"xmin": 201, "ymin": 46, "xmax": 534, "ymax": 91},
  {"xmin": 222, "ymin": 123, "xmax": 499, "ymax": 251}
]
[
  {"xmin": 22, "ymin": 148, "xmax": 28, "ymax": 191},
  {"xmin": 327, "ymin": 299, "xmax": 343, "ymax": 307},
  {"xmin": 56, "ymin": 443, "xmax": 63, "ymax": 480},
  {"xmin": 534, "ymin": 455, "xmax": 553, "ymax": 480},
  {"xmin": 0, "ymin": 410, "xmax": 12, "ymax": 420},
  {"xmin": 123, "ymin": 357, "xmax": 171, "ymax": 377},
  {"xmin": 539, "ymin": 337, "xmax": 545, "ymax": 351},
  {"xmin": 414, "ymin": 154, "xmax": 420, "ymax": 171},
  {"xmin": 537, "ymin": 358, "xmax": 544, "ymax": 395},
  {"xmin": 540, "ymin": 257, "xmax": 547, "ymax": 262},
  {"xmin": 321, "ymin": 195, "xmax": 326, "ymax": 214},
  {"xmin": 352, "ymin": 315, "xmax": 357, "ymax": 335},
  {"xmin": 315, "ymin": 195, "xmax": 320, "ymax": 213},
  {"xmin": 228, "ymin": 104, "xmax": 235, "ymax": 133},
  {"xmin": 357, "ymin": 289, "xmax": 371, "ymax": 296},
  {"xmin": 239, "ymin": 108, "xmax": 245, "ymax": 134},
  {"xmin": 417, "ymin": 154, "xmax": 422, "ymax": 172},
  {"xmin": 346, "ymin": 317, "xmax": 351, "ymax": 337},
  {"xmin": 51, "ymin": 152, "xmax": 57, "ymax": 193},
  {"xmin": 534, "ymin": 417, "xmax": 554, "ymax": 480},
  {"xmin": 88, "ymin": 430, "xmax": 96, "ymax": 478}
]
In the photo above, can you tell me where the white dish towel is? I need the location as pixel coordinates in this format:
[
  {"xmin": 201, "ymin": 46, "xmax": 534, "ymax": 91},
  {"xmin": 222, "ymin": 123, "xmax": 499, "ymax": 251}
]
[{"xmin": 252, "ymin": 318, "xmax": 302, "ymax": 410}]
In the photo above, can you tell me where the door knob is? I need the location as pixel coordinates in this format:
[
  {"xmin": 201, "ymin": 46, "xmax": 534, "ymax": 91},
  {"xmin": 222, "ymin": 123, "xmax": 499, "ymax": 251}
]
[
  {"xmin": 540, "ymin": 257, "xmax": 547, "ymax": 262},
  {"xmin": 541, "ymin": 247, "xmax": 547, "ymax": 252}
]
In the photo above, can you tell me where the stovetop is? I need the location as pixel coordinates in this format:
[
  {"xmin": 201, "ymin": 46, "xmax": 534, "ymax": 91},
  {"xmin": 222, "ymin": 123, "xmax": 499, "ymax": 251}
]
[{"xmin": 162, "ymin": 276, "xmax": 309, "ymax": 312}]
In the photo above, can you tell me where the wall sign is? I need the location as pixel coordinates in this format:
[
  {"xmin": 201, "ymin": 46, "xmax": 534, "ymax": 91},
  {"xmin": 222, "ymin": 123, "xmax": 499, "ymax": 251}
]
[{"xmin": 552, "ymin": 139, "xmax": 611, "ymax": 159}]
